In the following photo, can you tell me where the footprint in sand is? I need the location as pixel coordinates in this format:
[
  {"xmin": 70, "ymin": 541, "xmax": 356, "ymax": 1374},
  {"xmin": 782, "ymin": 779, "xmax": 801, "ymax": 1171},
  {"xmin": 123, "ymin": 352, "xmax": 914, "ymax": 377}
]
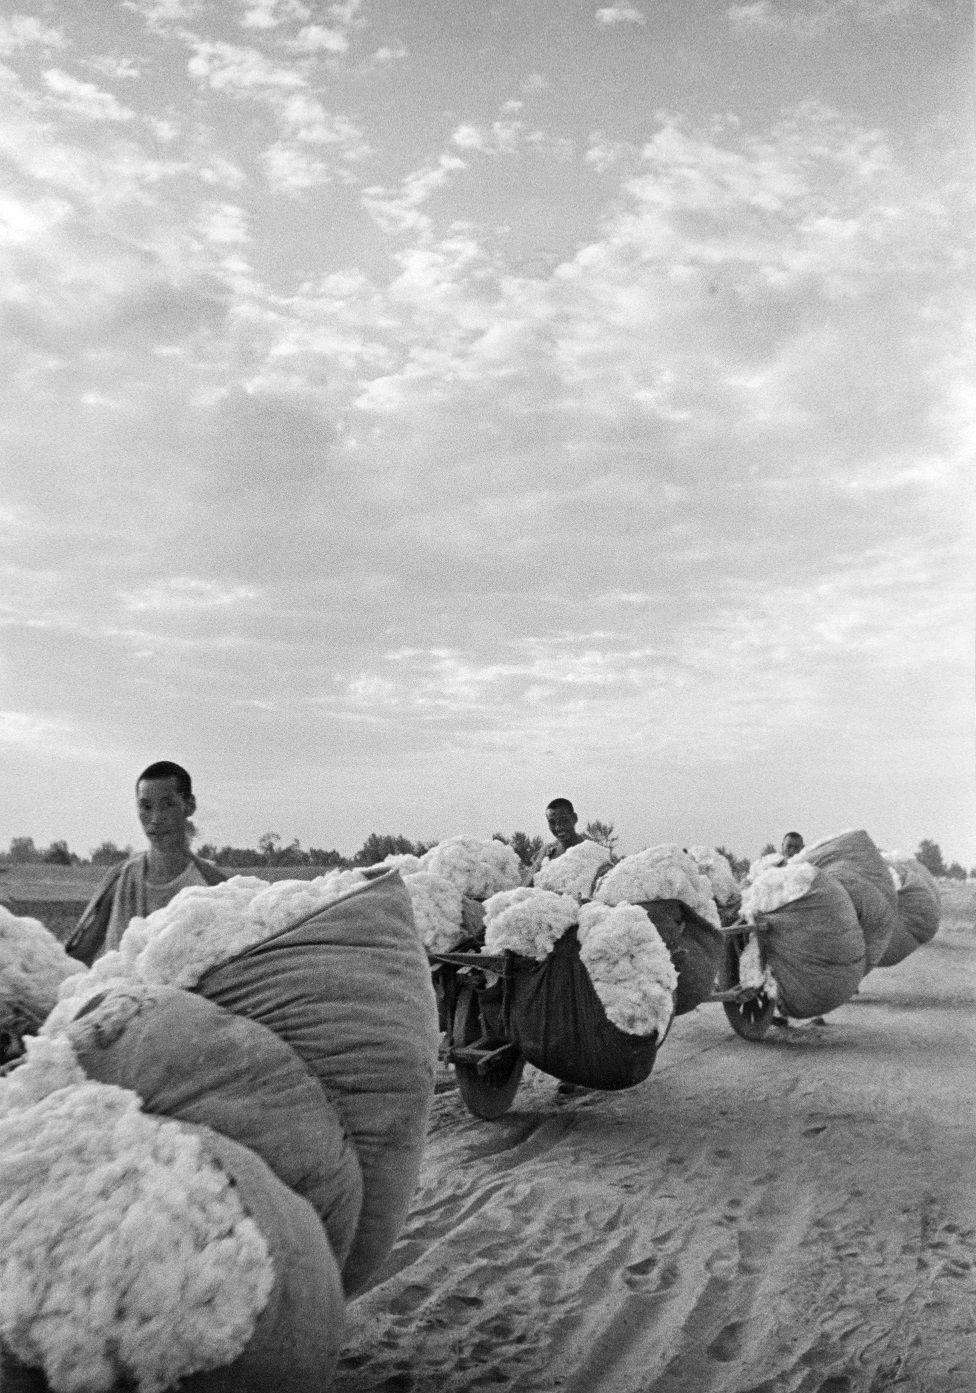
[
  {"xmin": 707, "ymin": 1320, "xmax": 745, "ymax": 1362},
  {"xmin": 622, "ymin": 1256, "xmax": 679, "ymax": 1292}
]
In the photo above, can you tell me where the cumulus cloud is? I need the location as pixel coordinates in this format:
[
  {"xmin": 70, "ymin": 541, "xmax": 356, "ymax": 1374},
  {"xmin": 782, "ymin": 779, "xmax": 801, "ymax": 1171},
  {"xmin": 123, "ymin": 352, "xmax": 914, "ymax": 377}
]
[{"xmin": 0, "ymin": 15, "xmax": 65, "ymax": 52}]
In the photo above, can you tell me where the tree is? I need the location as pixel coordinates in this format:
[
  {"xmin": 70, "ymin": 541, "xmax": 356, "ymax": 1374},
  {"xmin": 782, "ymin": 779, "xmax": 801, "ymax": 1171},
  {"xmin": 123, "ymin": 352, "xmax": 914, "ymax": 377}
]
[
  {"xmin": 42, "ymin": 839, "xmax": 76, "ymax": 866},
  {"xmin": 494, "ymin": 831, "xmax": 544, "ymax": 869},
  {"xmin": 308, "ymin": 847, "xmax": 349, "ymax": 869},
  {"xmin": 90, "ymin": 840, "xmax": 131, "ymax": 866},
  {"xmin": 584, "ymin": 820, "xmax": 618, "ymax": 856},
  {"xmin": 352, "ymin": 833, "xmax": 428, "ymax": 867},
  {"xmin": 915, "ymin": 839, "xmax": 946, "ymax": 877},
  {"xmin": 716, "ymin": 846, "xmax": 750, "ymax": 879},
  {"xmin": 759, "ymin": 842, "xmax": 777, "ymax": 857},
  {"xmin": 8, "ymin": 836, "xmax": 38, "ymax": 864},
  {"xmin": 944, "ymin": 861, "xmax": 967, "ymax": 881}
]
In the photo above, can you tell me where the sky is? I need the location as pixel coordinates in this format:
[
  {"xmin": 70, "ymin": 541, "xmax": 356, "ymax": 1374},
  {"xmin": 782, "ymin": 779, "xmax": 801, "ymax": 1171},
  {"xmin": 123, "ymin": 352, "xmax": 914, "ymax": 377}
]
[{"xmin": 0, "ymin": 0, "xmax": 973, "ymax": 866}]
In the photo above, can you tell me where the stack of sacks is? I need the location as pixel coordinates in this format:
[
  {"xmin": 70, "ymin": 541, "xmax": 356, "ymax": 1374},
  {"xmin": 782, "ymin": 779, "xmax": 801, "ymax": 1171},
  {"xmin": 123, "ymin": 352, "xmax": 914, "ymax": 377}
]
[
  {"xmin": 877, "ymin": 852, "xmax": 941, "ymax": 967},
  {"xmin": 479, "ymin": 888, "xmax": 675, "ymax": 1089},
  {"xmin": 0, "ymin": 907, "xmax": 78, "ymax": 1064},
  {"xmin": 531, "ymin": 839, "xmax": 615, "ymax": 899},
  {"xmin": 687, "ymin": 847, "xmax": 742, "ymax": 923},
  {"xmin": 49, "ymin": 868, "xmax": 439, "ymax": 1300},
  {"xmin": 592, "ymin": 845, "xmax": 723, "ymax": 1015},
  {"xmin": 798, "ymin": 829, "xmax": 897, "ymax": 970},
  {"xmin": 741, "ymin": 861, "xmax": 865, "ymax": 1018},
  {"xmin": 0, "ymin": 1035, "xmax": 344, "ymax": 1393}
]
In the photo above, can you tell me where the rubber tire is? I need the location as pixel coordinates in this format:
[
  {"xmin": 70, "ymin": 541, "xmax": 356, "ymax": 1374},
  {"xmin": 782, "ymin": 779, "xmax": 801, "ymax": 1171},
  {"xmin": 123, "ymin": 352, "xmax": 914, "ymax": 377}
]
[
  {"xmin": 719, "ymin": 935, "xmax": 775, "ymax": 1042},
  {"xmin": 452, "ymin": 985, "xmax": 525, "ymax": 1120}
]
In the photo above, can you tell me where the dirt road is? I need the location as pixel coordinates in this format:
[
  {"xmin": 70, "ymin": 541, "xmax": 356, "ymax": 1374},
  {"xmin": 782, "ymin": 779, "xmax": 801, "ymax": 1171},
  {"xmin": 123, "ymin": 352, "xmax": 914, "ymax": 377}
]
[{"xmin": 336, "ymin": 901, "xmax": 976, "ymax": 1393}]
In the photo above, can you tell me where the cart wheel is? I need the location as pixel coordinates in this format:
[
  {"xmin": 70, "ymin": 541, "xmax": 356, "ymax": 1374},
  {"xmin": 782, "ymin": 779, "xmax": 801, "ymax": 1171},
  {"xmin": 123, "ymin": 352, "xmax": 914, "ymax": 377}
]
[
  {"xmin": 719, "ymin": 936, "xmax": 775, "ymax": 1042},
  {"xmin": 452, "ymin": 985, "xmax": 524, "ymax": 1120}
]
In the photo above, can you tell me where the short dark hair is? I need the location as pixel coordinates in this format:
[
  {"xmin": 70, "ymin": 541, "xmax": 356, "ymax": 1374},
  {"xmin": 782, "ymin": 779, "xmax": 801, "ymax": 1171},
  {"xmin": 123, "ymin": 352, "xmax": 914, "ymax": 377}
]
[
  {"xmin": 783, "ymin": 830, "xmax": 803, "ymax": 843},
  {"xmin": 546, "ymin": 798, "xmax": 576, "ymax": 814},
  {"xmin": 137, "ymin": 761, "xmax": 193, "ymax": 798}
]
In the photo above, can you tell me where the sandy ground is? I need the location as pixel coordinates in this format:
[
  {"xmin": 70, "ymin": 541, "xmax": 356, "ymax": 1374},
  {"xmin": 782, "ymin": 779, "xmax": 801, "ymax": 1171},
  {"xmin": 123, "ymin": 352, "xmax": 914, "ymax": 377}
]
[{"xmin": 337, "ymin": 898, "xmax": 976, "ymax": 1393}]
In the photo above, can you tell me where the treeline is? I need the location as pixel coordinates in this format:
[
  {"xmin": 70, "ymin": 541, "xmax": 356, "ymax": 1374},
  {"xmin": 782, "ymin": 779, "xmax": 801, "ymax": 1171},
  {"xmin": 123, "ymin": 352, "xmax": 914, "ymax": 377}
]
[{"xmin": 0, "ymin": 831, "xmax": 971, "ymax": 879}]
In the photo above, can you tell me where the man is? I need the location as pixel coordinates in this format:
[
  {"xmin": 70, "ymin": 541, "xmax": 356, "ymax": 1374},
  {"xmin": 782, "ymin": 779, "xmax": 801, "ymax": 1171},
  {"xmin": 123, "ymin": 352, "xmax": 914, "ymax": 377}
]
[
  {"xmin": 531, "ymin": 797, "xmax": 585, "ymax": 873},
  {"xmin": 781, "ymin": 831, "xmax": 805, "ymax": 859},
  {"xmin": 67, "ymin": 761, "xmax": 226, "ymax": 965}
]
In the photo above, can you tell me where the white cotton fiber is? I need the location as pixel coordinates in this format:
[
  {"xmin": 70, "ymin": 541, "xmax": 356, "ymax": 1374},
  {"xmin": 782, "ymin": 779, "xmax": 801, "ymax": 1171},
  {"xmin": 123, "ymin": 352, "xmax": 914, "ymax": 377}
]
[
  {"xmin": 687, "ymin": 847, "xmax": 740, "ymax": 908},
  {"xmin": 0, "ymin": 1079, "xmax": 274, "ymax": 1393},
  {"xmin": 576, "ymin": 902, "xmax": 677, "ymax": 1038},
  {"xmin": 532, "ymin": 840, "xmax": 613, "ymax": 900},
  {"xmin": 741, "ymin": 861, "xmax": 819, "ymax": 923},
  {"xmin": 402, "ymin": 871, "xmax": 465, "ymax": 953},
  {"xmin": 482, "ymin": 888, "xmax": 578, "ymax": 961},
  {"xmin": 593, "ymin": 846, "xmax": 720, "ymax": 927},
  {"xmin": 420, "ymin": 837, "xmax": 524, "ymax": 900}
]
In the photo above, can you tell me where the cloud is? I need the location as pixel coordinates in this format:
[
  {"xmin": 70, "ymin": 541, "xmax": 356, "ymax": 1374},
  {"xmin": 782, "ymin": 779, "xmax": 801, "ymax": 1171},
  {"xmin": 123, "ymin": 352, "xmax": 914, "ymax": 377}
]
[
  {"xmin": 122, "ymin": 578, "xmax": 260, "ymax": 612},
  {"xmin": 42, "ymin": 69, "xmax": 134, "ymax": 122},
  {"xmin": 595, "ymin": 5, "xmax": 647, "ymax": 24},
  {"xmin": 727, "ymin": 0, "xmax": 944, "ymax": 31},
  {"xmin": 187, "ymin": 41, "xmax": 305, "ymax": 91},
  {"xmin": 0, "ymin": 14, "xmax": 65, "ymax": 53}
]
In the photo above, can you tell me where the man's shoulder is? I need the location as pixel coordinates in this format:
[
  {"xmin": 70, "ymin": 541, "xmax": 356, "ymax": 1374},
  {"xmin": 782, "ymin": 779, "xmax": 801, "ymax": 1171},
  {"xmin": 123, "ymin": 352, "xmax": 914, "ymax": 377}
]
[{"xmin": 192, "ymin": 855, "xmax": 228, "ymax": 886}]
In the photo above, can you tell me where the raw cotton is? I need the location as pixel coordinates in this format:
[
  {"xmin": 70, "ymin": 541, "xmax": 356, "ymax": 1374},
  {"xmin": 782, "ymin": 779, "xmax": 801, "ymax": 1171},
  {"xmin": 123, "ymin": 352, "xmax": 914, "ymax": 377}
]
[
  {"xmin": 0, "ymin": 1078, "xmax": 274, "ymax": 1393},
  {"xmin": 687, "ymin": 847, "xmax": 740, "ymax": 909},
  {"xmin": 54, "ymin": 870, "xmax": 370, "ymax": 1000},
  {"xmin": 576, "ymin": 902, "xmax": 678, "ymax": 1038},
  {"xmin": 741, "ymin": 861, "xmax": 818, "ymax": 922},
  {"xmin": 736, "ymin": 936, "xmax": 778, "ymax": 999},
  {"xmin": 532, "ymin": 840, "xmax": 614, "ymax": 900},
  {"xmin": 746, "ymin": 851, "xmax": 786, "ymax": 884},
  {"xmin": 483, "ymin": 888, "xmax": 579, "ymax": 961},
  {"xmin": 0, "ymin": 907, "xmax": 78, "ymax": 994},
  {"xmin": 375, "ymin": 853, "xmax": 425, "ymax": 875},
  {"xmin": 402, "ymin": 871, "xmax": 466, "ymax": 954},
  {"xmin": 593, "ymin": 845, "xmax": 721, "ymax": 928},
  {"xmin": 419, "ymin": 836, "xmax": 524, "ymax": 900}
]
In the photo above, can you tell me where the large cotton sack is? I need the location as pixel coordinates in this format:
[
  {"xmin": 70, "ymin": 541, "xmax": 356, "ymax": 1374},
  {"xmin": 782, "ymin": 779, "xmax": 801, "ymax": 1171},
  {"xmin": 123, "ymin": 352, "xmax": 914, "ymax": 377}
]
[
  {"xmin": 194, "ymin": 869, "xmax": 439, "ymax": 1297},
  {"xmin": 799, "ymin": 830, "xmax": 896, "ymax": 969},
  {"xmin": 877, "ymin": 856, "xmax": 941, "ymax": 967},
  {"xmin": 756, "ymin": 870, "xmax": 866, "ymax": 1018},
  {"xmin": 0, "ymin": 1122, "xmax": 344, "ymax": 1393},
  {"xmin": 636, "ymin": 899, "xmax": 722, "ymax": 1016},
  {"xmin": 63, "ymin": 982, "xmax": 363, "ymax": 1267},
  {"xmin": 503, "ymin": 926, "xmax": 661, "ymax": 1090}
]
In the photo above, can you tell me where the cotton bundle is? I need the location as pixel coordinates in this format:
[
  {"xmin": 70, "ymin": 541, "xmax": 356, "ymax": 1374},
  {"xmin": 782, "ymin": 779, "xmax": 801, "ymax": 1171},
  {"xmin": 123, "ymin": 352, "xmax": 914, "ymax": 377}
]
[
  {"xmin": 736, "ymin": 936, "xmax": 777, "ymax": 999},
  {"xmin": 419, "ymin": 836, "xmax": 524, "ymax": 900},
  {"xmin": 876, "ymin": 851, "xmax": 941, "ymax": 967},
  {"xmin": 0, "ymin": 909, "xmax": 79, "ymax": 1061},
  {"xmin": 482, "ymin": 887, "xmax": 578, "ymax": 961},
  {"xmin": 54, "ymin": 870, "xmax": 369, "ymax": 1003},
  {"xmin": 745, "ymin": 851, "xmax": 786, "ymax": 884},
  {"xmin": 799, "ymin": 829, "xmax": 896, "ymax": 969},
  {"xmin": 0, "ymin": 1072, "xmax": 274, "ymax": 1393},
  {"xmin": 576, "ymin": 902, "xmax": 677, "ymax": 1038},
  {"xmin": 531, "ymin": 840, "xmax": 613, "ymax": 899},
  {"xmin": 402, "ymin": 871, "xmax": 465, "ymax": 953},
  {"xmin": 593, "ymin": 845, "xmax": 721, "ymax": 928},
  {"xmin": 375, "ymin": 853, "xmax": 424, "ymax": 875},
  {"xmin": 741, "ymin": 861, "xmax": 818, "ymax": 922},
  {"xmin": 687, "ymin": 847, "xmax": 740, "ymax": 909}
]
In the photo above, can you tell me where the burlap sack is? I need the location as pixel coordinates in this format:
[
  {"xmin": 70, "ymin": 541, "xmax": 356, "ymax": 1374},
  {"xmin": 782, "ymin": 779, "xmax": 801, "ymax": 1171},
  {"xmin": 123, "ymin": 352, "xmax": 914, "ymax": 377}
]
[
  {"xmin": 195, "ymin": 869, "xmax": 439, "ymax": 1297},
  {"xmin": 637, "ymin": 899, "xmax": 722, "ymax": 1016},
  {"xmin": 800, "ymin": 829, "xmax": 896, "ymax": 969},
  {"xmin": 758, "ymin": 870, "xmax": 865, "ymax": 1018},
  {"xmin": 877, "ymin": 856, "xmax": 941, "ymax": 967},
  {"xmin": 67, "ymin": 983, "xmax": 363, "ymax": 1266}
]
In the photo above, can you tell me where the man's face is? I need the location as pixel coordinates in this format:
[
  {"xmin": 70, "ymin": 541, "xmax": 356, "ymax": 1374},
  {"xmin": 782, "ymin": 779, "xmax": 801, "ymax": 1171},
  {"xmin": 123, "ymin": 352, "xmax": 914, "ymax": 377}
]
[
  {"xmin": 782, "ymin": 834, "xmax": 803, "ymax": 859},
  {"xmin": 137, "ymin": 777, "xmax": 195, "ymax": 850},
  {"xmin": 546, "ymin": 805, "xmax": 578, "ymax": 845}
]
